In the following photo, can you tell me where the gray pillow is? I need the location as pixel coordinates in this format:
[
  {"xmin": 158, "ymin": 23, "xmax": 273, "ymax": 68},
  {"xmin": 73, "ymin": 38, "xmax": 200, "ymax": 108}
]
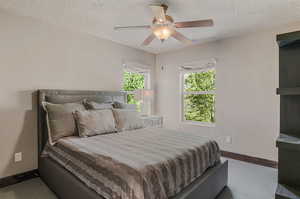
[
  {"xmin": 42, "ymin": 102, "xmax": 85, "ymax": 145},
  {"xmin": 73, "ymin": 109, "xmax": 117, "ymax": 137},
  {"xmin": 84, "ymin": 100, "xmax": 113, "ymax": 110},
  {"xmin": 112, "ymin": 109, "xmax": 144, "ymax": 131},
  {"xmin": 113, "ymin": 101, "xmax": 137, "ymax": 110}
]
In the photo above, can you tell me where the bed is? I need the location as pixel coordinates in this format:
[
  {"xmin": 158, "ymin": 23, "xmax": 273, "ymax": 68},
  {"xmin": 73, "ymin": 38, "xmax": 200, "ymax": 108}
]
[{"xmin": 37, "ymin": 89, "xmax": 228, "ymax": 199}]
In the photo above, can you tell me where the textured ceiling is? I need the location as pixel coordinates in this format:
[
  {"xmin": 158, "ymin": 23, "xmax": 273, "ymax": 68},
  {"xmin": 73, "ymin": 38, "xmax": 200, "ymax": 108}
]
[{"xmin": 0, "ymin": 0, "xmax": 300, "ymax": 54}]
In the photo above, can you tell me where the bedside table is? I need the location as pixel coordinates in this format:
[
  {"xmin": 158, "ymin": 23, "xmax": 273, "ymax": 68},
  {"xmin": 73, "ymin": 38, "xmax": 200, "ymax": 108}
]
[{"xmin": 141, "ymin": 115, "xmax": 163, "ymax": 128}]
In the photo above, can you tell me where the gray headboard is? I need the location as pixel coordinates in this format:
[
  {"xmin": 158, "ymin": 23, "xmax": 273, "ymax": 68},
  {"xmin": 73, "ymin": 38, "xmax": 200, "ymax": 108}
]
[{"xmin": 37, "ymin": 89, "xmax": 127, "ymax": 156}]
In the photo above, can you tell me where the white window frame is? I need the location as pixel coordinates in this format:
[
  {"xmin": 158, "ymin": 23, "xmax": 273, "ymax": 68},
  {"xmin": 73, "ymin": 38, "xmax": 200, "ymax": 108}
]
[
  {"xmin": 122, "ymin": 67, "xmax": 151, "ymax": 115},
  {"xmin": 180, "ymin": 66, "xmax": 216, "ymax": 127}
]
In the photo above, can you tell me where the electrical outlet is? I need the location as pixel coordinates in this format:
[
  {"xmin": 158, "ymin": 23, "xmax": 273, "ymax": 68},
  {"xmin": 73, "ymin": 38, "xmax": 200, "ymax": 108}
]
[
  {"xmin": 225, "ymin": 136, "xmax": 232, "ymax": 144},
  {"xmin": 14, "ymin": 152, "xmax": 22, "ymax": 162}
]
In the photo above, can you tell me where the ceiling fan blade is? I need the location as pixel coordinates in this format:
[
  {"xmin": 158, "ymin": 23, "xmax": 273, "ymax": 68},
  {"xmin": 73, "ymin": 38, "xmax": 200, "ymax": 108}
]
[
  {"xmin": 175, "ymin": 19, "xmax": 214, "ymax": 28},
  {"xmin": 150, "ymin": 5, "xmax": 166, "ymax": 22},
  {"xmin": 114, "ymin": 25, "xmax": 151, "ymax": 30},
  {"xmin": 142, "ymin": 33, "xmax": 155, "ymax": 46},
  {"xmin": 172, "ymin": 30, "xmax": 192, "ymax": 44}
]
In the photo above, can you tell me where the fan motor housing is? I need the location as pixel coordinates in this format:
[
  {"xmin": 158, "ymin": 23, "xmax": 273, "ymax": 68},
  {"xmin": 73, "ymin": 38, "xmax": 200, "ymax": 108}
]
[{"xmin": 152, "ymin": 15, "xmax": 174, "ymax": 25}]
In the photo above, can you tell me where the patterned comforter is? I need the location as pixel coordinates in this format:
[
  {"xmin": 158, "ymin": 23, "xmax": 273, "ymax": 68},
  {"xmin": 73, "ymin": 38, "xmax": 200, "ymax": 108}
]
[{"xmin": 43, "ymin": 127, "xmax": 221, "ymax": 199}]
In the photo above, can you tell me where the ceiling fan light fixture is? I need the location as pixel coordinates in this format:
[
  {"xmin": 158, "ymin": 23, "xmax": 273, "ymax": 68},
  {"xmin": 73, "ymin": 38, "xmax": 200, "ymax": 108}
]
[
  {"xmin": 152, "ymin": 25, "xmax": 173, "ymax": 41},
  {"xmin": 114, "ymin": 3, "xmax": 214, "ymax": 46}
]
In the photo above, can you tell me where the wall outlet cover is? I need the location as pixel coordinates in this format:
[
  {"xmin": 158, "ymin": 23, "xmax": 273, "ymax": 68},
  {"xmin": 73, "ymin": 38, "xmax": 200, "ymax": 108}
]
[
  {"xmin": 14, "ymin": 152, "xmax": 22, "ymax": 162},
  {"xmin": 225, "ymin": 136, "xmax": 232, "ymax": 144}
]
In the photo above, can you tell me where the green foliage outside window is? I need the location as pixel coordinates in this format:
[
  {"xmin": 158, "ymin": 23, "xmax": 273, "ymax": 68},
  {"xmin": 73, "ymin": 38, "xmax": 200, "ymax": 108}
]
[
  {"xmin": 122, "ymin": 71, "xmax": 145, "ymax": 110},
  {"xmin": 184, "ymin": 69, "xmax": 216, "ymax": 123},
  {"xmin": 184, "ymin": 69, "xmax": 215, "ymax": 91}
]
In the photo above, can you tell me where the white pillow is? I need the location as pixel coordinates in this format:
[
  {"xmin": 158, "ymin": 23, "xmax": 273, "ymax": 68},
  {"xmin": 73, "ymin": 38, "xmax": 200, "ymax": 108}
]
[
  {"xmin": 112, "ymin": 109, "xmax": 144, "ymax": 131},
  {"xmin": 42, "ymin": 102, "xmax": 85, "ymax": 145},
  {"xmin": 73, "ymin": 109, "xmax": 117, "ymax": 137}
]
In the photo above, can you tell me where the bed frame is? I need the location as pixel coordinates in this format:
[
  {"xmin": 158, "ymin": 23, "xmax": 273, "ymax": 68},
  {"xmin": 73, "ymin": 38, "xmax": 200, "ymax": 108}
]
[{"xmin": 37, "ymin": 89, "xmax": 228, "ymax": 199}]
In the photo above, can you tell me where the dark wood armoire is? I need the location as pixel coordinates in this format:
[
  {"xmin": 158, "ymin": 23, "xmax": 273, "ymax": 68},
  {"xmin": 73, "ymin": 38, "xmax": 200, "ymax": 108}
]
[{"xmin": 276, "ymin": 31, "xmax": 300, "ymax": 199}]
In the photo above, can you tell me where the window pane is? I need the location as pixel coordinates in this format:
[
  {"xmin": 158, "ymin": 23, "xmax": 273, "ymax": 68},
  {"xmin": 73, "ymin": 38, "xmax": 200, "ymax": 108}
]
[
  {"xmin": 184, "ymin": 69, "xmax": 215, "ymax": 92},
  {"xmin": 123, "ymin": 71, "xmax": 145, "ymax": 91},
  {"xmin": 184, "ymin": 94, "xmax": 215, "ymax": 123},
  {"xmin": 127, "ymin": 94, "xmax": 141, "ymax": 112}
]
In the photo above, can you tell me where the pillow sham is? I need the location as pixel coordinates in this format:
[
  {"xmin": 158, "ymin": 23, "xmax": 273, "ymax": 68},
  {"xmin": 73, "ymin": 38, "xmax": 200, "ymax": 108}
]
[
  {"xmin": 73, "ymin": 109, "xmax": 117, "ymax": 137},
  {"xmin": 42, "ymin": 102, "xmax": 85, "ymax": 145},
  {"xmin": 84, "ymin": 100, "xmax": 113, "ymax": 110},
  {"xmin": 113, "ymin": 101, "xmax": 137, "ymax": 110},
  {"xmin": 112, "ymin": 109, "xmax": 144, "ymax": 131}
]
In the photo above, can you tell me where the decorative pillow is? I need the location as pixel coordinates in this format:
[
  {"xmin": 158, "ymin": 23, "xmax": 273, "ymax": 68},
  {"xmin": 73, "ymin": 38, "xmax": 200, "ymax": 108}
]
[
  {"xmin": 42, "ymin": 102, "xmax": 85, "ymax": 145},
  {"xmin": 73, "ymin": 109, "xmax": 117, "ymax": 137},
  {"xmin": 84, "ymin": 100, "xmax": 113, "ymax": 110},
  {"xmin": 112, "ymin": 109, "xmax": 144, "ymax": 131},
  {"xmin": 113, "ymin": 101, "xmax": 137, "ymax": 110}
]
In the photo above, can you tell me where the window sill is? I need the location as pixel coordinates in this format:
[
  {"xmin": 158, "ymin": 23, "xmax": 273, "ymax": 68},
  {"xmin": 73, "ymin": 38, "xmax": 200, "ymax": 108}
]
[{"xmin": 181, "ymin": 121, "xmax": 216, "ymax": 127}]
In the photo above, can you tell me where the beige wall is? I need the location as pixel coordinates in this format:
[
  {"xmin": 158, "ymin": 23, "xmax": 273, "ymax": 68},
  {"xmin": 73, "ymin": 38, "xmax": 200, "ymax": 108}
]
[
  {"xmin": 155, "ymin": 23, "xmax": 300, "ymax": 161},
  {"xmin": 0, "ymin": 10, "xmax": 155, "ymax": 178},
  {"xmin": 2, "ymin": 6, "xmax": 300, "ymax": 179}
]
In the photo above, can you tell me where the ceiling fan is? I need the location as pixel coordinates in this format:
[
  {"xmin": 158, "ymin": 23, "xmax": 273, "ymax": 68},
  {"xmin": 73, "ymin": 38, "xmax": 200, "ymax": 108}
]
[{"xmin": 114, "ymin": 4, "xmax": 214, "ymax": 46}]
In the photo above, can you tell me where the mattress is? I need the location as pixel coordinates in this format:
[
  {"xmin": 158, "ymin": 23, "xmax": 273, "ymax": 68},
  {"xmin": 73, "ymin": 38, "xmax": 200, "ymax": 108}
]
[{"xmin": 43, "ymin": 127, "xmax": 221, "ymax": 199}]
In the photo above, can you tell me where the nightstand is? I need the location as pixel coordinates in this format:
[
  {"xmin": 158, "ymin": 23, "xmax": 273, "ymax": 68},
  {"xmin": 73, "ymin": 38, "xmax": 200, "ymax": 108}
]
[{"xmin": 141, "ymin": 115, "xmax": 163, "ymax": 128}]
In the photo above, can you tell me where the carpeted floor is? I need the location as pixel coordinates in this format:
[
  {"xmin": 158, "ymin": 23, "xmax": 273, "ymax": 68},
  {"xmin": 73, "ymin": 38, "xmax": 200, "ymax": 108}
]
[{"xmin": 0, "ymin": 158, "xmax": 277, "ymax": 199}]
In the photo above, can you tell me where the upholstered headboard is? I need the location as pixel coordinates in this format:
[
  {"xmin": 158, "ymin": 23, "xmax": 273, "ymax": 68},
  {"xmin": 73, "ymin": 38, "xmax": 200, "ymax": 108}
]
[{"xmin": 37, "ymin": 89, "xmax": 127, "ymax": 156}]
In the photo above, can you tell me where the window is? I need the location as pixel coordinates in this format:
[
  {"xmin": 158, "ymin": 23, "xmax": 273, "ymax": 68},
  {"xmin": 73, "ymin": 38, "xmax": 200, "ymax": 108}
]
[
  {"xmin": 122, "ymin": 69, "xmax": 150, "ymax": 111},
  {"xmin": 181, "ymin": 68, "xmax": 216, "ymax": 125}
]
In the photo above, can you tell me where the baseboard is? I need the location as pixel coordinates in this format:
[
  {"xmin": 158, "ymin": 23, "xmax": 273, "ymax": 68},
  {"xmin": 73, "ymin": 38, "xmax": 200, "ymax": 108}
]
[
  {"xmin": 221, "ymin": 150, "xmax": 278, "ymax": 168},
  {"xmin": 0, "ymin": 169, "xmax": 39, "ymax": 188}
]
